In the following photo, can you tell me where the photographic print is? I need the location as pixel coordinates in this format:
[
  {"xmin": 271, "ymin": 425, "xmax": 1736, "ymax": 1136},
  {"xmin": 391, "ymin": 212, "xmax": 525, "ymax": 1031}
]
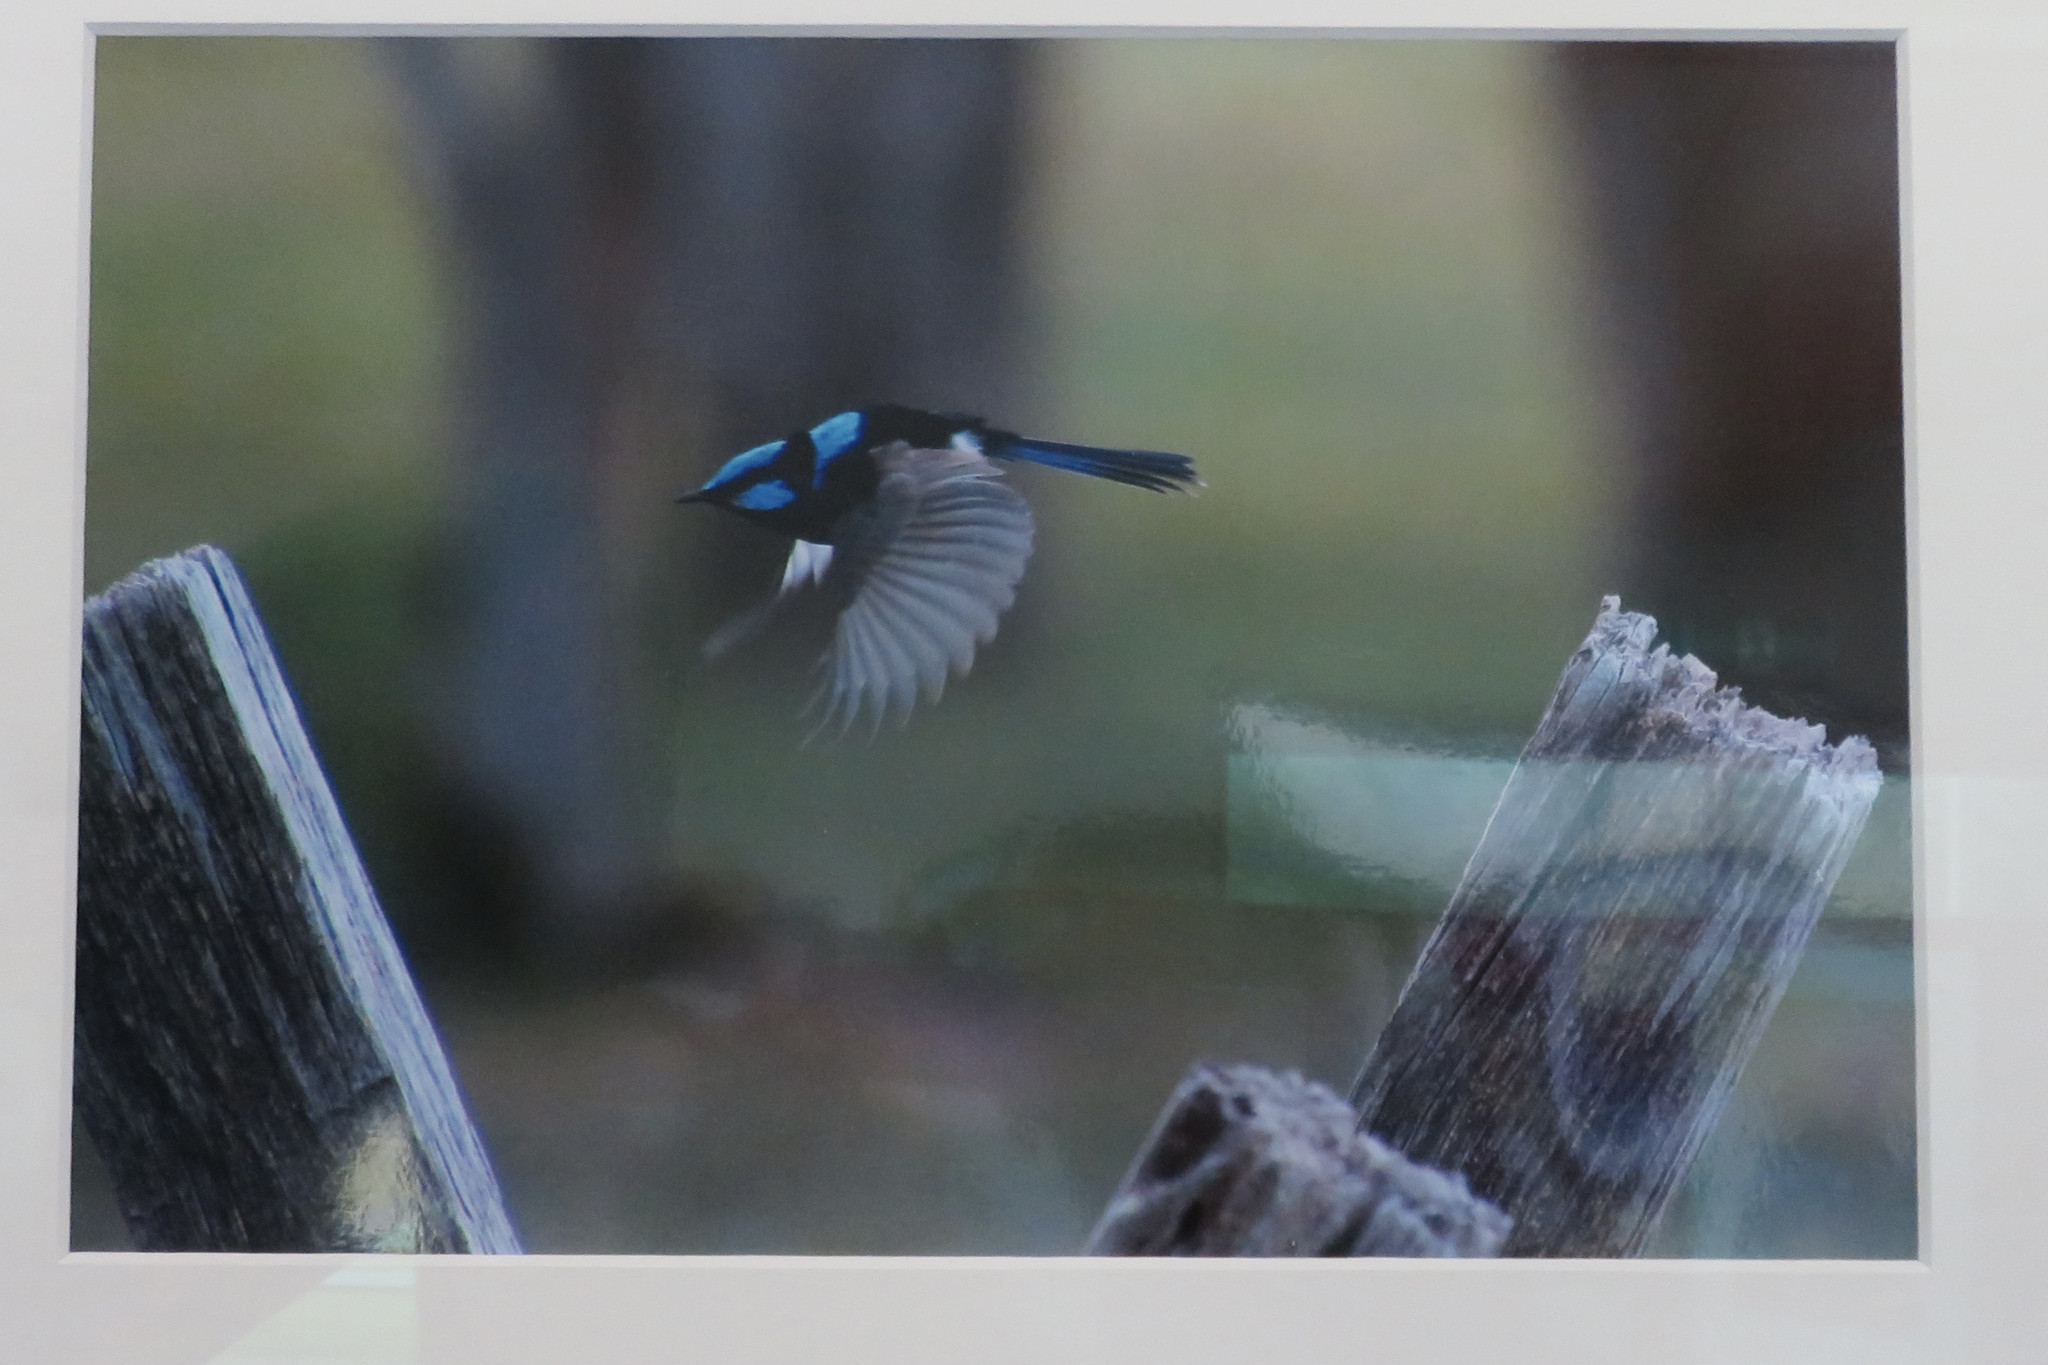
[{"xmin": 71, "ymin": 34, "xmax": 1912, "ymax": 1259}]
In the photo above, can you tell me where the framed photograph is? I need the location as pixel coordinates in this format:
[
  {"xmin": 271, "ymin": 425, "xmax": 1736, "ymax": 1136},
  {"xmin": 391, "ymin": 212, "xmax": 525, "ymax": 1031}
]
[{"xmin": 6, "ymin": 2, "xmax": 2046, "ymax": 1362}]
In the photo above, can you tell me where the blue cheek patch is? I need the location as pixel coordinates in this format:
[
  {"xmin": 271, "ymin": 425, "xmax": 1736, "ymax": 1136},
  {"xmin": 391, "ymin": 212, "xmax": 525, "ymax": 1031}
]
[
  {"xmin": 733, "ymin": 480, "xmax": 797, "ymax": 511},
  {"xmin": 807, "ymin": 410, "xmax": 864, "ymax": 485}
]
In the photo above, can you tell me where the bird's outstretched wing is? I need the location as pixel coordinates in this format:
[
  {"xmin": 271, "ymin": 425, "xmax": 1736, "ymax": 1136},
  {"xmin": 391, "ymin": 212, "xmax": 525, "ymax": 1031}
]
[{"xmin": 807, "ymin": 443, "xmax": 1035, "ymax": 739}]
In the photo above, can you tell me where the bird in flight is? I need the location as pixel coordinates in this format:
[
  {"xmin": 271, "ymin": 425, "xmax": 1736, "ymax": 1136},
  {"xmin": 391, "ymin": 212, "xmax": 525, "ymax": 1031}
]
[{"xmin": 678, "ymin": 404, "xmax": 1198, "ymax": 737}]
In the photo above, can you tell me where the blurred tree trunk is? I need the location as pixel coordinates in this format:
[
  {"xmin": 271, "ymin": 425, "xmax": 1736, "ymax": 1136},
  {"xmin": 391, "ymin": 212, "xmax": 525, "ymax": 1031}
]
[
  {"xmin": 1552, "ymin": 43, "xmax": 1907, "ymax": 762},
  {"xmin": 382, "ymin": 37, "xmax": 1036, "ymax": 958}
]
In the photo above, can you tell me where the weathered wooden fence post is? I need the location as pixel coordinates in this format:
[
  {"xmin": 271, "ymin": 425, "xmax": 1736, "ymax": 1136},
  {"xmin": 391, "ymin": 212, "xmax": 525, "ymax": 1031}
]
[
  {"xmin": 1085, "ymin": 1064, "xmax": 1511, "ymax": 1257},
  {"xmin": 1090, "ymin": 596, "xmax": 1879, "ymax": 1257},
  {"xmin": 75, "ymin": 545, "xmax": 520, "ymax": 1253},
  {"xmin": 1350, "ymin": 596, "xmax": 1880, "ymax": 1256}
]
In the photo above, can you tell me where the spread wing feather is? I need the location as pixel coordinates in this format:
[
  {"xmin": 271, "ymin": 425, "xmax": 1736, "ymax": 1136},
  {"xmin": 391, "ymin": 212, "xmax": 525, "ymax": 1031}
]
[{"xmin": 805, "ymin": 445, "xmax": 1035, "ymax": 739}]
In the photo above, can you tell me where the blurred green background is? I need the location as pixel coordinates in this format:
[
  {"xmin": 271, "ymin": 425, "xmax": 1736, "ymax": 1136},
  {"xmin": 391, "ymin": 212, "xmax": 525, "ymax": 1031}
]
[{"xmin": 73, "ymin": 36, "xmax": 1914, "ymax": 1258}]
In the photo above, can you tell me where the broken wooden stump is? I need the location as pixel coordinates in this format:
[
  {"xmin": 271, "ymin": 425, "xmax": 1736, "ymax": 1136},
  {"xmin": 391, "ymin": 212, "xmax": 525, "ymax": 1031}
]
[
  {"xmin": 1085, "ymin": 1064, "xmax": 1510, "ymax": 1257},
  {"xmin": 74, "ymin": 545, "xmax": 520, "ymax": 1253},
  {"xmin": 1350, "ymin": 596, "xmax": 1881, "ymax": 1256},
  {"xmin": 1090, "ymin": 595, "xmax": 1878, "ymax": 1258}
]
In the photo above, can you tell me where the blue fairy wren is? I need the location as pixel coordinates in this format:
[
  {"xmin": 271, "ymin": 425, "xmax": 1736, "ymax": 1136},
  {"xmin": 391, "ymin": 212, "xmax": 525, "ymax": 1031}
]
[{"xmin": 678, "ymin": 404, "xmax": 1198, "ymax": 735}]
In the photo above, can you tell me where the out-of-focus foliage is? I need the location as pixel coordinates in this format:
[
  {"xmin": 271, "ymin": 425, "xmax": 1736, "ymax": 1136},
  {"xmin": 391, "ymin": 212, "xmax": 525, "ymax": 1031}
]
[
  {"xmin": 1033, "ymin": 40, "xmax": 1615, "ymax": 738},
  {"xmin": 87, "ymin": 38, "xmax": 447, "ymax": 589}
]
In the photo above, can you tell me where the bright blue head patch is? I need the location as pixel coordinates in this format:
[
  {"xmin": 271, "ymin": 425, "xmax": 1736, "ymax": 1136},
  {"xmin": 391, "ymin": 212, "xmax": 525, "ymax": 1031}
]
[
  {"xmin": 808, "ymin": 411, "xmax": 864, "ymax": 481},
  {"xmin": 704, "ymin": 439, "xmax": 785, "ymax": 492},
  {"xmin": 731, "ymin": 479, "xmax": 796, "ymax": 511}
]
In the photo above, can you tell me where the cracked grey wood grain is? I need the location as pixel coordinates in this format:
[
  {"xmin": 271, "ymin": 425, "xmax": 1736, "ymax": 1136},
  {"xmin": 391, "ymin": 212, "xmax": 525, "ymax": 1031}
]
[
  {"xmin": 1350, "ymin": 596, "xmax": 1881, "ymax": 1257},
  {"xmin": 74, "ymin": 545, "xmax": 520, "ymax": 1253},
  {"xmin": 1086, "ymin": 1064, "xmax": 1510, "ymax": 1257}
]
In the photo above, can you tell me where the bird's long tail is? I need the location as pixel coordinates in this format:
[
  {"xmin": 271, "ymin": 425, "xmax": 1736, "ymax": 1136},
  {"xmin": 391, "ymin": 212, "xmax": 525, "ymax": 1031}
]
[{"xmin": 986, "ymin": 434, "xmax": 1199, "ymax": 493}]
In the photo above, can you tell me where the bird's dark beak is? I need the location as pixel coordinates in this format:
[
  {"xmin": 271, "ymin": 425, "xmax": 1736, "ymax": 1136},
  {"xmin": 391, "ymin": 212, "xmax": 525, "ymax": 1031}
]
[{"xmin": 676, "ymin": 489, "xmax": 707, "ymax": 504}]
